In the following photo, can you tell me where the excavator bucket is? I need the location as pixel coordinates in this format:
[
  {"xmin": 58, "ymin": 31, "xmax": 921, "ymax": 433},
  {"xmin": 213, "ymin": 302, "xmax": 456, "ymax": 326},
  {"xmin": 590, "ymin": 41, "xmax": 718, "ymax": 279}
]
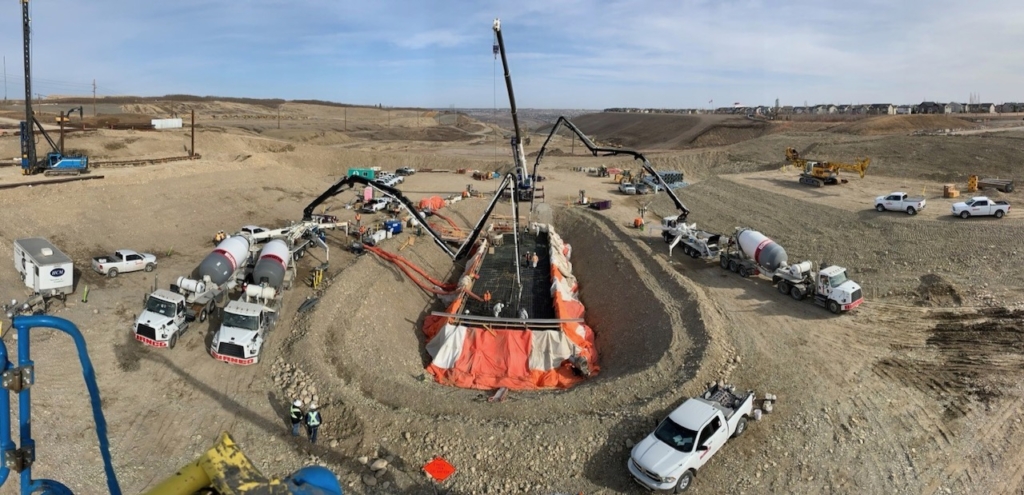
[{"xmin": 143, "ymin": 432, "xmax": 342, "ymax": 495}]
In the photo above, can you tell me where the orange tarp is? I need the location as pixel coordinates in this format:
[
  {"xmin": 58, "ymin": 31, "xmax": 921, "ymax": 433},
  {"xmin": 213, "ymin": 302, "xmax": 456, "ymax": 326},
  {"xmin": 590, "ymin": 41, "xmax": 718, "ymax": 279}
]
[{"xmin": 418, "ymin": 196, "xmax": 446, "ymax": 211}]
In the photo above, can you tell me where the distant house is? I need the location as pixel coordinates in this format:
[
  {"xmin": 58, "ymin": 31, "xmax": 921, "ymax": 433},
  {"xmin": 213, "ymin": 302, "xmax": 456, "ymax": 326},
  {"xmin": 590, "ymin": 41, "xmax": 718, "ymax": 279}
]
[
  {"xmin": 944, "ymin": 102, "xmax": 964, "ymax": 114},
  {"xmin": 915, "ymin": 102, "xmax": 944, "ymax": 114},
  {"xmin": 793, "ymin": 106, "xmax": 808, "ymax": 114},
  {"xmin": 836, "ymin": 105, "xmax": 853, "ymax": 114},
  {"xmin": 895, "ymin": 105, "xmax": 912, "ymax": 115},
  {"xmin": 813, "ymin": 104, "xmax": 837, "ymax": 114},
  {"xmin": 999, "ymin": 102, "xmax": 1020, "ymax": 113},
  {"xmin": 967, "ymin": 103, "xmax": 996, "ymax": 114},
  {"xmin": 866, "ymin": 104, "xmax": 895, "ymax": 115},
  {"xmin": 779, "ymin": 105, "xmax": 794, "ymax": 115}
]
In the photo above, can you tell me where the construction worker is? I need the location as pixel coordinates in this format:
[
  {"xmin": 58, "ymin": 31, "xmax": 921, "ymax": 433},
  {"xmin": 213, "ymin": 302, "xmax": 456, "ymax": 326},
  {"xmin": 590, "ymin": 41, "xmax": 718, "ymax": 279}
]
[
  {"xmin": 289, "ymin": 400, "xmax": 303, "ymax": 437},
  {"xmin": 305, "ymin": 403, "xmax": 322, "ymax": 444},
  {"xmin": 483, "ymin": 291, "xmax": 492, "ymax": 303},
  {"xmin": 530, "ymin": 252, "xmax": 539, "ymax": 268}
]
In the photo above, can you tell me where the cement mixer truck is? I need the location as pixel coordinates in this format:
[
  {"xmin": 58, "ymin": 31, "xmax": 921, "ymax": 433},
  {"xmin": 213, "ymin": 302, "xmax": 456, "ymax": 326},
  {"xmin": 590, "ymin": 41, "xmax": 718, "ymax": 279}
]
[
  {"xmin": 134, "ymin": 235, "xmax": 253, "ymax": 349},
  {"xmin": 719, "ymin": 228, "xmax": 863, "ymax": 314},
  {"xmin": 210, "ymin": 239, "xmax": 295, "ymax": 365}
]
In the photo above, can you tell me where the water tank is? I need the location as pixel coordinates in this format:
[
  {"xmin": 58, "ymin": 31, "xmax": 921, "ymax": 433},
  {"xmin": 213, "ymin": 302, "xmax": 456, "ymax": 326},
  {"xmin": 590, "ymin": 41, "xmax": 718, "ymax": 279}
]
[
  {"xmin": 199, "ymin": 236, "xmax": 251, "ymax": 286},
  {"xmin": 252, "ymin": 240, "xmax": 289, "ymax": 289},
  {"xmin": 176, "ymin": 276, "xmax": 206, "ymax": 294},
  {"xmin": 736, "ymin": 229, "xmax": 788, "ymax": 271}
]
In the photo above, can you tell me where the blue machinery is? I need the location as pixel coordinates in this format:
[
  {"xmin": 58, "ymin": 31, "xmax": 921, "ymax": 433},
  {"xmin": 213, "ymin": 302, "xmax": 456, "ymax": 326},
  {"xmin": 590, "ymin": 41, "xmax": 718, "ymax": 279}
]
[{"xmin": 2, "ymin": 315, "xmax": 342, "ymax": 494}]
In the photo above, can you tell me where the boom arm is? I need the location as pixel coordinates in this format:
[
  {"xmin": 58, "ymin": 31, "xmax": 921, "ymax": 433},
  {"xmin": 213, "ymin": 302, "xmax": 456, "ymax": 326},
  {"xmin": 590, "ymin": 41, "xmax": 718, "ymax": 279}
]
[
  {"xmin": 302, "ymin": 173, "xmax": 521, "ymax": 261},
  {"xmin": 531, "ymin": 116, "xmax": 691, "ymax": 220},
  {"xmin": 493, "ymin": 19, "xmax": 528, "ymax": 177}
]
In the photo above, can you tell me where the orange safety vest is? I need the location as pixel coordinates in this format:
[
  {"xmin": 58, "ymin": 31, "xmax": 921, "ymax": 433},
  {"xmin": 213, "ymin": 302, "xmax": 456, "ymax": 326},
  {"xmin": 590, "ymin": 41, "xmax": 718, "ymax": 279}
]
[{"xmin": 483, "ymin": 291, "xmax": 492, "ymax": 302}]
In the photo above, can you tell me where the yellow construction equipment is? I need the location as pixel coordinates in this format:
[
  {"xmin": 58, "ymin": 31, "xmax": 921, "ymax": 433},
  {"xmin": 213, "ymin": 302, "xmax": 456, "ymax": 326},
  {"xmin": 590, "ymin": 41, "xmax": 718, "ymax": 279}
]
[
  {"xmin": 785, "ymin": 147, "xmax": 870, "ymax": 187},
  {"xmin": 143, "ymin": 431, "xmax": 341, "ymax": 495}
]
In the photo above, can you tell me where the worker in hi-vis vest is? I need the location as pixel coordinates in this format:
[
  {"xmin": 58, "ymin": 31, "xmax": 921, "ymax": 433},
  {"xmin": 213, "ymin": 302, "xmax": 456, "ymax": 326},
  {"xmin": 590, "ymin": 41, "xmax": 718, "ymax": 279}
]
[
  {"xmin": 289, "ymin": 400, "xmax": 303, "ymax": 437},
  {"xmin": 305, "ymin": 403, "xmax": 323, "ymax": 444}
]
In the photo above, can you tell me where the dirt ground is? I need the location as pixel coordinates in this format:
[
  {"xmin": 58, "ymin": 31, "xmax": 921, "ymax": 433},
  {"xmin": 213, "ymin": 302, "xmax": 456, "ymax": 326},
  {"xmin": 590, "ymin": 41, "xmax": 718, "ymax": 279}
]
[{"xmin": 0, "ymin": 103, "xmax": 1023, "ymax": 494}]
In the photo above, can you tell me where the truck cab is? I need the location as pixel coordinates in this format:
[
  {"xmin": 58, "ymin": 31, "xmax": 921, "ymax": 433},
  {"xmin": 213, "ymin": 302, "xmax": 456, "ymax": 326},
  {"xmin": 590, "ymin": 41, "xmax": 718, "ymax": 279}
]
[
  {"xmin": 134, "ymin": 289, "xmax": 190, "ymax": 349},
  {"xmin": 629, "ymin": 384, "xmax": 754, "ymax": 492},
  {"xmin": 813, "ymin": 265, "xmax": 862, "ymax": 313},
  {"xmin": 775, "ymin": 263, "xmax": 863, "ymax": 314},
  {"xmin": 210, "ymin": 300, "xmax": 272, "ymax": 365}
]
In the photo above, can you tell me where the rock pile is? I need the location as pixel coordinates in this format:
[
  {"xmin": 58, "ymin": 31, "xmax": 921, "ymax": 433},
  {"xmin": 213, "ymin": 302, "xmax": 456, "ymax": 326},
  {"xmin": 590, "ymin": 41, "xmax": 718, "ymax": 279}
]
[{"xmin": 271, "ymin": 357, "xmax": 320, "ymax": 407}]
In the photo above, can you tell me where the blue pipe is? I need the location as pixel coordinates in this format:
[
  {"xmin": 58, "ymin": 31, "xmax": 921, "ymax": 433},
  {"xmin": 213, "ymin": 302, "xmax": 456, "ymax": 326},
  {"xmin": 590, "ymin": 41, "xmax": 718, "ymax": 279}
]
[
  {"xmin": 0, "ymin": 335, "xmax": 13, "ymax": 487},
  {"xmin": 9, "ymin": 315, "xmax": 121, "ymax": 495}
]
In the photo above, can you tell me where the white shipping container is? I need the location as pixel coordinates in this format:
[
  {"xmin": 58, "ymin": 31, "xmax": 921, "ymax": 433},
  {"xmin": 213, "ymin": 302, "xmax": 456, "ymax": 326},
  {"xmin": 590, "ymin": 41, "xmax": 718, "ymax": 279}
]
[
  {"xmin": 151, "ymin": 118, "xmax": 183, "ymax": 130},
  {"xmin": 14, "ymin": 238, "xmax": 74, "ymax": 297}
]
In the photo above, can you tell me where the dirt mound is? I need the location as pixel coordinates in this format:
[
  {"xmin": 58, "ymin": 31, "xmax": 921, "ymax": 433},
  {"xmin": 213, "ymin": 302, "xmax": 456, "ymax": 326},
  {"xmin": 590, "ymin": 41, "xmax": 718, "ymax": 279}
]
[
  {"xmin": 914, "ymin": 274, "xmax": 964, "ymax": 306},
  {"xmin": 830, "ymin": 115, "xmax": 980, "ymax": 135},
  {"xmin": 567, "ymin": 112, "xmax": 765, "ymax": 150},
  {"xmin": 354, "ymin": 126, "xmax": 474, "ymax": 142}
]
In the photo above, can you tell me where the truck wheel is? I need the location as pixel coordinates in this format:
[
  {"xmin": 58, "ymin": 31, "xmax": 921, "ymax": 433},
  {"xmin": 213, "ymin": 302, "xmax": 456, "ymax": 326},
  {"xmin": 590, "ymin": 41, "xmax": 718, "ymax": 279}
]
[
  {"xmin": 791, "ymin": 286, "xmax": 805, "ymax": 301},
  {"xmin": 107, "ymin": 268, "xmax": 118, "ymax": 278},
  {"xmin": 199, "ymin": 308, "xmax": 208, "ymax": 323},
  {"xmin": 674, "ymin": 470, "xmax": 694, "ymax": 493},
  {"xmin": 728, "ymin": 260, "xmax": 739, "ymax": 273},
  {"xmin": 168, "ymin": 333, "xmax": 178, "ymax": 349},
  {"xmin": 738, "ymin": 266, "xmax": 749, "ymax": 278},
  {"xmin": 828, "ymin": 300, "xmax": 841, "ymax": 314},
  {"xmin": 720, "ymin": 256, "xmax": 729, "ymax": 269},
  {"xmin": 906, "ymin": 207, "xmax": 916, "ymax": 215},
  {"xmin": 960, "ymin": 211, "xmax": 970, "ymax": 219},
  {"xmin": 995, "ymin": 210, "xmax": 1004, "ymax": 218},
  {"xmin": 690, "ymin": 249, "xmax": 700, "ymax": 259},
  {"xmin": 875, "ymin": 204, "xmax": 885, "ymax": 212},
  {"xmin": 145, "ymin": 263, "xmax": 155, "ymax": 272},
  {"xmin": 777, "ymin": 281, "xmax": 790, "ymax": 295},
  {"xmin": 732, "ymin": 416, "xmax": 748, "ymax": 438}
]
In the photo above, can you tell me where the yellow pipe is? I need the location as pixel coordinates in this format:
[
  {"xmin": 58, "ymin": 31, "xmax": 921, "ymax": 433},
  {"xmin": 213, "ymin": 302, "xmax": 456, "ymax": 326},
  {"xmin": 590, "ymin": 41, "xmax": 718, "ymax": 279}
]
[
  {"xmin": 142, "ymin": 432, "xmax": 293, "ymax": 495},
  {"xmin": 142, "ymin": 458, "xmax": 212, "ymax": 495}
]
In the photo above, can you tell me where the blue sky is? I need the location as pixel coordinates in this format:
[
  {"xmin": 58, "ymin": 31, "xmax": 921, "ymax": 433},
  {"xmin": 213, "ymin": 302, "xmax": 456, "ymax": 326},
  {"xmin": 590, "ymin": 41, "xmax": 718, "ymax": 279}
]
[{"xmin": 1, "ymin": 0, "xmax": 1023, "ymax": 109}]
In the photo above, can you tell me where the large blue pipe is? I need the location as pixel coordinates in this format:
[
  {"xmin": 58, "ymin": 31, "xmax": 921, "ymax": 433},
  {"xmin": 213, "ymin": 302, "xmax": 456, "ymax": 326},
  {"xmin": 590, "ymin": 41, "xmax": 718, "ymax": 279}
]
[{"xmin": 7, "ymin": 315, "xmax": 121, "ymax": 495}]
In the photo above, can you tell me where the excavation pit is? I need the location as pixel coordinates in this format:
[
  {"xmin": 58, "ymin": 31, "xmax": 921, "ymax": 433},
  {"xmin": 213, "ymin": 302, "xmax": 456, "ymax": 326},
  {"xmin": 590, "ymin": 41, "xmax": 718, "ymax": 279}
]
[{"xmin": 301, "ymin": 199, "xmax": 709, "ymax": 418}]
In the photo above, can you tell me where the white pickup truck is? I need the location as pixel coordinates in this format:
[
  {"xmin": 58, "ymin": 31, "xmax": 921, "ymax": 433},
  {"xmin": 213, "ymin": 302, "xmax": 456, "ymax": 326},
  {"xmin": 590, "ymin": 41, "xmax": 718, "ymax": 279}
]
[
  {"xmin": 952, "ymin": 196, "xmax": 1011, "ymax": 219},
  {"xmin": 875, "ymin": 192, "xmax": 926, "ymax": 215},
  {"xmin": 92, "ymin": 249, "xmax": 157, "ymax": 277},
  {"xmin": 629, "ymin": 384, "xmax": 756, "ymax": 492}
]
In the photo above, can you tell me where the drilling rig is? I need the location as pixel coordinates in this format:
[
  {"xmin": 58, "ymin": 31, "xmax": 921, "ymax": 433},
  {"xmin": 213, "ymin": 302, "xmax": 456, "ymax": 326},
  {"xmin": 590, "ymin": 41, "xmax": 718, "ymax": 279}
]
[{"xmin": 19, "ymin": 0, "xmax": 89, "ymax": 176}]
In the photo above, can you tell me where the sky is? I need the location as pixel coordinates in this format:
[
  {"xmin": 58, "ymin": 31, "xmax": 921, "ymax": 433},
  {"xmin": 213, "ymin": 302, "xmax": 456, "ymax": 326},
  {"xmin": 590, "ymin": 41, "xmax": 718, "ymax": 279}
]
[{"xmin": 1, "ymin": 0, "xmax": 1023, "ymax": 109}]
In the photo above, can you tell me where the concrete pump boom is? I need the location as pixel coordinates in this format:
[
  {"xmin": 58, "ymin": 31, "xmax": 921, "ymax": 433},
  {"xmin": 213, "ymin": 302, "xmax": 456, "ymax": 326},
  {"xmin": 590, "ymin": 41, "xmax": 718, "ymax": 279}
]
[{"xmin": 531, "ymin": 116, "xmax": 691, "ymax": 220}]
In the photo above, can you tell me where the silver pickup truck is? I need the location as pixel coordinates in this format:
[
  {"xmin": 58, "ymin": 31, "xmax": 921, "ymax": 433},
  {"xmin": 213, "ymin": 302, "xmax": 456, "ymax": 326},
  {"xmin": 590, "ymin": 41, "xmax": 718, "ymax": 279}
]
[{"xmin": 92, "ymin": 249, "xmax": 157, "ymax": 277}]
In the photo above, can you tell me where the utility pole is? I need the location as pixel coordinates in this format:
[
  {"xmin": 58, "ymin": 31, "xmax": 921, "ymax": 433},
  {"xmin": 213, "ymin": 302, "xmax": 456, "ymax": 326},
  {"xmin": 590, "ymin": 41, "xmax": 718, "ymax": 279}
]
[
  {"xmin": 190, "ymin": 109, "xmax": 195, "ymax": 158},
  {"xmin": 277, "ymin": 106, "xmax": 280, "ymax": 129},
  {"xmin": 3, "ymin": 55, "xmax": 6, "ymax": 101},
  {"xmin": 92, "ymin": 79, "xmax": 96, "ymax": 116}
]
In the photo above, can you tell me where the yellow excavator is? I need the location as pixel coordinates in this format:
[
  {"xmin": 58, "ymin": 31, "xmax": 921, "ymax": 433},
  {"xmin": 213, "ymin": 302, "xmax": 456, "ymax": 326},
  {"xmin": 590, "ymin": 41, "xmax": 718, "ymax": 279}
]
[{"xmin": 785, "ymin": 147, "xmax": 870, "ymax": 187}]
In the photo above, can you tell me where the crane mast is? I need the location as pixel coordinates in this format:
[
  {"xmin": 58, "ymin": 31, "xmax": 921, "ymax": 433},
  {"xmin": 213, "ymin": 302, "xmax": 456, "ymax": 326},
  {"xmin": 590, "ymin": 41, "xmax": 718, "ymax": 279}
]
[
  {"xmin": 21, "ymin": 0, "xmax": 36, "ymax": 173},
  {"xmin": 492, "ymin": 18, "xmax": 530, "ymax": 191}
]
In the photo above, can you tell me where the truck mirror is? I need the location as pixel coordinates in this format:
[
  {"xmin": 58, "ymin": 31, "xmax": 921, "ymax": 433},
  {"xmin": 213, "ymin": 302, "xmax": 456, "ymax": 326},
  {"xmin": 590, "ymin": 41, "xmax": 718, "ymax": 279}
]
[{"xmin": 698, "ymin": 445, "xmax": 709, "ymax": 452}]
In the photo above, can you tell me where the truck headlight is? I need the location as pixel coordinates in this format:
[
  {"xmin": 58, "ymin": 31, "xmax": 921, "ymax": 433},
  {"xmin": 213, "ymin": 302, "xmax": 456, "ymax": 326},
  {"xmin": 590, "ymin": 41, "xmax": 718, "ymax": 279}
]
[
  {"xmin": 160, "ymin": 333, "xmax": 167, "ymax": 339},
  {"xmin": 664, "ymin": 476, "xmax": 677, "ymax": 483}
]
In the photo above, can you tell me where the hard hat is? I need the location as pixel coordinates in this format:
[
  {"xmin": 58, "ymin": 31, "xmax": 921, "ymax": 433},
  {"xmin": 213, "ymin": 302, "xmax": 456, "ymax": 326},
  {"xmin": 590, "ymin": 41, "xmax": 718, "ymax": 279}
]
[
  {"xmin": 293, "ymin": 399, "xmax": 302, "ymax": 407},
  {"xmin": 310, "ymin": 403, "xmax": 319, "ymax": 410}
]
